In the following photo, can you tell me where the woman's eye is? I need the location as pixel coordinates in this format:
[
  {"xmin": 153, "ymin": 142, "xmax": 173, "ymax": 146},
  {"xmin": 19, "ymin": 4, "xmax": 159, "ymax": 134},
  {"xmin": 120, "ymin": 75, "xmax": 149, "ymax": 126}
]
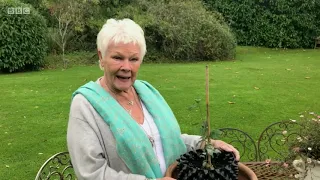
[
  {"xmin": 130, "ymin": 58, "xmax": 139, "ymax": 62},
  {"xmin": 112, "ymin": 56, "xmax": 122, "ymax": 60}
]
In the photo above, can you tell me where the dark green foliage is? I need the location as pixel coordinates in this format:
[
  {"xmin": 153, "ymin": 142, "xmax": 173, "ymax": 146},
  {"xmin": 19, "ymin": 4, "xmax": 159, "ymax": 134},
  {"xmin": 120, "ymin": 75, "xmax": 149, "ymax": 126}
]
[
  {"xmin": 20, "ymin": 0, "xmax": 42, "ymax": 8},
  {"xmin": 118, "ymin": 0, "xmax": 236, "ymax": 62},
  {"xmin": 203, "ymin": 0, "xmax": 320, "ymax": 48},
  {"xmin": 45, "ymin": 0, "xmax": 134, "ymax": 53},
  {"xmin": 210, "ymin": 129, "xmax": 222, "ymax": 140},
  {"xmin": 0, "ymin": 0, "xmax": 47, "ymax": 72},
  {"xmin": 20, "ymin": 0, "xmax": 56, "ymax": 35}
]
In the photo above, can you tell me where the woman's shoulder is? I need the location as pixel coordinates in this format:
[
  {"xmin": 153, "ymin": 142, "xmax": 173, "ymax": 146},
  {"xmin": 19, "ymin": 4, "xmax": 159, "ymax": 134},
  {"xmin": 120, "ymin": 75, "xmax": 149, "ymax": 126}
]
[
  {"xmin": 70, "ymin": 94, "xmax": 93, "ymax": 112},
  {"xmin": 135, "ymin": 79, "xmax": 151, "ymax": 85},
  {"xmin": 70, "ymin": 93, "xmax": 101, "ymax": 121},
  {"xmin": 72, "ymin": 93, "xmax": 89, "ymax": 104},
  {"xmin": 134, "ymin": 79, "xmax": 157, "ymax": 90}
]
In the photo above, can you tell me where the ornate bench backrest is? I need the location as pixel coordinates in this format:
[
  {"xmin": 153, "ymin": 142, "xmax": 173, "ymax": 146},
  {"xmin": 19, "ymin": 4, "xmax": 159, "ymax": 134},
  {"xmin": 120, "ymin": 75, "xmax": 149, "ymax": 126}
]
[
  {"xmin": 35, "ymin": 152, "xmax": 76, "ymax": 180},
  {"xmin": 219, "ymin": 128, "xmax": 258, "ymax": 162},
  {"xmin": 257, "ymin": 121, "xmax": 303, "ymax": 161}
]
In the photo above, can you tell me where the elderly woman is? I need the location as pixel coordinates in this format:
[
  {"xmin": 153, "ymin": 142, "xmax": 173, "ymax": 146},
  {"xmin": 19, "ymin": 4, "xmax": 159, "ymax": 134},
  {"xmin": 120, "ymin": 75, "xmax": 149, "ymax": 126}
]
[{"xmin": 67, "ymin": 18, "xmax": 239, "ymax": 180}]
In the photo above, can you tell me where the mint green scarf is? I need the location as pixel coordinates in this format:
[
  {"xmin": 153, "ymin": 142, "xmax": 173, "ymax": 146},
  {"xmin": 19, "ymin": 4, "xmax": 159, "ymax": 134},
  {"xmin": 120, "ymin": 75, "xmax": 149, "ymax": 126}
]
[{"xmin": 72, "ymin": 80, "xmax": 187, "ymax": 178}]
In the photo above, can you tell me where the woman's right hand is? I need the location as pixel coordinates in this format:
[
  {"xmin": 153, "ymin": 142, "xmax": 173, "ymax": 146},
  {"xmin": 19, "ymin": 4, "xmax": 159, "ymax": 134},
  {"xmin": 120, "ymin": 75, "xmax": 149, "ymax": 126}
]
[{"xmin": 157, "ymin": 177, "xmax": 176, "ymax": 180}]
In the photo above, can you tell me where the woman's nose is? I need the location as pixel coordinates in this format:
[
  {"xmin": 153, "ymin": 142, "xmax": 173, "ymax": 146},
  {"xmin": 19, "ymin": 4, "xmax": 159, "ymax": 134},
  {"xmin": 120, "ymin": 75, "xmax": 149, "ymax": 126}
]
[{"xmin": 120, "ymin": 59, "xmax": 131, "ymax": 71}]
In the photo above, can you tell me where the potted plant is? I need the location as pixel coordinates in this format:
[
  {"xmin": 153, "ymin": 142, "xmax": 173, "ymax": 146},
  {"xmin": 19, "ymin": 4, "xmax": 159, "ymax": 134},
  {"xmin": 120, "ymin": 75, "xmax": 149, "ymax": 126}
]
[
  {"xmin": 287, "ymin": 112, "xmax": 320, "ymax": 180},
  {"xmin": 165, "ymin": 66, "xmax": 257, "ymax": 180}
]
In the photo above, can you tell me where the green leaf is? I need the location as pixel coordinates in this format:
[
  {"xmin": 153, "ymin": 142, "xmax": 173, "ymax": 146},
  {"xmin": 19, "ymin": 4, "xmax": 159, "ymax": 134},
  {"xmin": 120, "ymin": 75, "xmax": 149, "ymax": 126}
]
[
  {"xmin": 206, "ymin": 148, "xmax": 214, "ymax": 156},
  {"xmin": 210, "ymin": 129, "xmax": 222, "ymax": 139}
]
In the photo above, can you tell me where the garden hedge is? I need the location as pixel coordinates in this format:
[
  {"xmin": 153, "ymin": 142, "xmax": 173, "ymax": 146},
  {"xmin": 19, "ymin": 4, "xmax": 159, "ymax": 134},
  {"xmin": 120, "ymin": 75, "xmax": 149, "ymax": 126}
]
[
  {"xmin": 203, "ymin": 0, "xmax": 320, "ymax": 48},
  {"xmin": 0, "ymin": 0, "xmax": 47, "ymax": 72},
  {"xmin": 118, "ymin": 0, "xmax": 236, "ymax": 61}
]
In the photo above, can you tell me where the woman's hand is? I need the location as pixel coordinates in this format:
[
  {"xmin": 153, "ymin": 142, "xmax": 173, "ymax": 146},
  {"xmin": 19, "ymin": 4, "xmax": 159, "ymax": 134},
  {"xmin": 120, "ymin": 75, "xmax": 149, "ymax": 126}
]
[
  {"xmin": 211, "ymin": 140, "xmax": 240, "ymax": 161},
  {"xmin": 157, "ymin": 177, "xmax": 176, "ymax": 180}
]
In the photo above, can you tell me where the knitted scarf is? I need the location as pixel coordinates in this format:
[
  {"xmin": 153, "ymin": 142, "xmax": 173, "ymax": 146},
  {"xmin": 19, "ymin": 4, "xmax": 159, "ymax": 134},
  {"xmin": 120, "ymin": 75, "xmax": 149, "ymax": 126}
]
[{"xmin": 72, "ymin": 80, "xmax": 187, "ymax": 178}]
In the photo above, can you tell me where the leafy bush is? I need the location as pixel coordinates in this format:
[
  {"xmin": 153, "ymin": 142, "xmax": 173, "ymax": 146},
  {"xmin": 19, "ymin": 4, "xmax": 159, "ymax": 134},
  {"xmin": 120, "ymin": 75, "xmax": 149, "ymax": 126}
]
[
  {"xmin": 0, "ymin": 0, "xmax": 47, "ymax": 72},
  {"xmin": 288, "ymin": 112, "xmax": 320, "ymax": 162},
  {"xmin": 118, "ymin": 0, "xmax": 236, "ymax": 61},
  {"xmin": 44, "ymin": 0, "xmax": 134, "ymax": 53},
  {"xmin": 203, "ymin": 0, "xmax": 320, "ymax": 48}
]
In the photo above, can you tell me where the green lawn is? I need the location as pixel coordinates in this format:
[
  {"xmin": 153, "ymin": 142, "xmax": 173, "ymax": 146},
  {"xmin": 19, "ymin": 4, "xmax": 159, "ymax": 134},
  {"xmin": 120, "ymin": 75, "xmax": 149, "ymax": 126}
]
[{"xmin": 1, "ymin": 47, "xmax": 319, "ymax": 179}]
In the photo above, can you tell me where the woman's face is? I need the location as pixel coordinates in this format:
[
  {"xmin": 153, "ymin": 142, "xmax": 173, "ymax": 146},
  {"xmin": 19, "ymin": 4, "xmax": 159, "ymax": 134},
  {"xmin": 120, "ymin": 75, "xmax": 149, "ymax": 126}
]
[{"xmin": 99, "ymin": 42, "xmax": 142, "ymax": 92}]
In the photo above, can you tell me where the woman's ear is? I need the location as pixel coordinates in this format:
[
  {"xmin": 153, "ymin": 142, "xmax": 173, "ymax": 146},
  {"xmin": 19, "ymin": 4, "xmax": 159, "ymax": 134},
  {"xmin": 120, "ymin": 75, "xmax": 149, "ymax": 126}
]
[
  {"xmin": 97, "ymin": 49, "xmax": 104, "ymax": 68},
  {"xmin": 97, "ymin": 49, "xmax": 102, "ymax": 60},
  {"xmin": 97, "ymin": 49, "xmax": 103, "ymax": 60}
]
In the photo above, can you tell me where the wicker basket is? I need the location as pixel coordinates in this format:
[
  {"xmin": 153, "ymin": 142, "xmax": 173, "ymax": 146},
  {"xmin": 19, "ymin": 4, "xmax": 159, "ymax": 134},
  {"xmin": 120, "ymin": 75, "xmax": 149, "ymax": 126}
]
[{"xmin": 242, "ymin": 162, "xmax": 297, "ymax": 180}]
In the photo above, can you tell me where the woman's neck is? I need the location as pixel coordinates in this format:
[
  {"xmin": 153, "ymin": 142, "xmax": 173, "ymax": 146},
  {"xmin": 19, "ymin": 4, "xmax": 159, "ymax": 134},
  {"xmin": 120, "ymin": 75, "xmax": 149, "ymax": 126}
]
[{"xmin": 99, "ymin": 76, "xmax": 133, "ymax": 100}]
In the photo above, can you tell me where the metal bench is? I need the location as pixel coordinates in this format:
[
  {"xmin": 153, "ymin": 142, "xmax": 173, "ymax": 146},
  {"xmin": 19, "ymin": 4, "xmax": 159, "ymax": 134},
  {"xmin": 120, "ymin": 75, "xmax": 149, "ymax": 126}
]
[
  {"xmin": 35, "ymin": 152, "xmax": 76, "ymax": 180},
  {"xmin": 257, "ymin": 120, "xmax": 303, "ymax": 162},
  {"xmin": 35, "ymin": 121, "xmax": 303, "ymax": 179},
  {"xmin": 219, "ymin": 127, "xmax": 258, "ymax": 162}
]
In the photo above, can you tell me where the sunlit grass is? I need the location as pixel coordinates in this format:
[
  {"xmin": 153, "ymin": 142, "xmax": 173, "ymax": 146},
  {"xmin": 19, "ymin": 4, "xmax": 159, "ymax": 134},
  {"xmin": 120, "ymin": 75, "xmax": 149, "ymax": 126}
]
[{"xmin": 0, "ymin": 47, "xmax": 319, "ymax": 179}]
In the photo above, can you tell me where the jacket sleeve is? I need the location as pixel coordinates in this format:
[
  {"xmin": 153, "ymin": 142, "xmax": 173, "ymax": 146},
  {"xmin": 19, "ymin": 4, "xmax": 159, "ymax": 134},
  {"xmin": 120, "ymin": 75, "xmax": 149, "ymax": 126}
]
[
  {"xmin": 67, "ymin": 95, "xmax": 147, "ymax": 180},
  {"xmin": 180, "ymin": 134, "xmax": 202, "ymax": 152}
]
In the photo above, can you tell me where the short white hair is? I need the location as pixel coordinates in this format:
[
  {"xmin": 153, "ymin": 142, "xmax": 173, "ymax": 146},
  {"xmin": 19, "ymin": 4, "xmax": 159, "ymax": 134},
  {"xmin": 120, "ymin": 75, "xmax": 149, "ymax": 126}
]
[{"xmin": 97, "ymin": 18, "xmax": 147, "ymax": 70}]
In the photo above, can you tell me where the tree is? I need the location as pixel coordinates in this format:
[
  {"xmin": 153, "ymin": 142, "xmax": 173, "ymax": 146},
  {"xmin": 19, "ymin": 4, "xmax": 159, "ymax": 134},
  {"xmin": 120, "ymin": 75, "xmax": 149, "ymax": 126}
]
[{"xmin": 42, "ymin": 0, "xmax": 97, "ymax": 68}]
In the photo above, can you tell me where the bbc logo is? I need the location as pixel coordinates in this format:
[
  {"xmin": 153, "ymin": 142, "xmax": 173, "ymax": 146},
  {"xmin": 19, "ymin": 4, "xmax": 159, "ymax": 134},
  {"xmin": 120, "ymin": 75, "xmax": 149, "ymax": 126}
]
[{"xmin": 7, "ymin": 7, "xmax": 30, "ymax": 14}]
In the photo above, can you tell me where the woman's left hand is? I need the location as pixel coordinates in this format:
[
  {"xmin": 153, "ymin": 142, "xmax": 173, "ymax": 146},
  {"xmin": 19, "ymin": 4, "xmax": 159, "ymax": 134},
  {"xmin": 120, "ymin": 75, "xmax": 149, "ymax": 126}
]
[{"xmin": 211, "ymin": 140, "xmax": 240, "ymax": 161}]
